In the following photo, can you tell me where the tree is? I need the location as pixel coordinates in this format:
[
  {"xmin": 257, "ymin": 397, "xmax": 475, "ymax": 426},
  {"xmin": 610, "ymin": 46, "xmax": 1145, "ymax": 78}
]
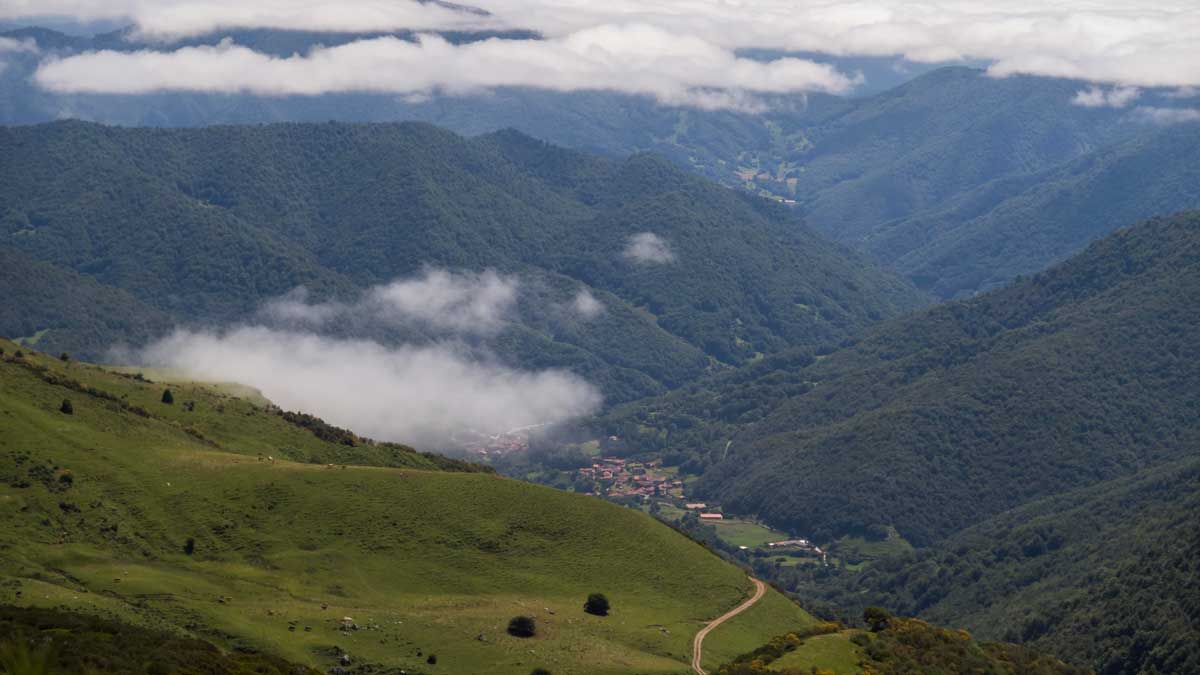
[
  {"xmin": 184, "ymin": 538, "xmax": 195, "ymax": 556},
  {"xmin": 530, "ymin": 669, "xmax": 551, "ymax": 675},
  {"xmin": 864, "ymin": 607, "xmax": 892, "ymax": 633},
  {"xmin": 59, "ymin": 352, "xmax": 70, "ymax": 362},
  {"xmin": 507, "ymin": 616, "xmax": 536, "ymax": 638},
  {"xmin": 161, "ymin": 389, "xmax": 174, "ymax": 404},
  {"xmin": 583, "ymin": 593, "xmax": 610, "ymax": 617},
  {"xmin": 59, "ymin": 399, "xmax": 73, "ymax": 415}
]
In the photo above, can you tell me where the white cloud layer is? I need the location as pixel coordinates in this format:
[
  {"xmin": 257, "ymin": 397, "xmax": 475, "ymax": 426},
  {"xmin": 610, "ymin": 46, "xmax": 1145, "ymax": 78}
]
[
  {"xmin": 142, "ymin": 326, "xmax": 601, "ymax": 447},
  {"xmin": 0, "ymin": 0, "xmax": 498, "ymax": 38},
  {"xmin": 12, "ymin": 1, "xmax": 1200, "ymax": 98},
  {"xmin": 623, "ymin": 232, "xmax": 675, "ymax": 265},
  {"xmin": 32, "ymin": 28, "xmax": 858, "ymax": 108}
]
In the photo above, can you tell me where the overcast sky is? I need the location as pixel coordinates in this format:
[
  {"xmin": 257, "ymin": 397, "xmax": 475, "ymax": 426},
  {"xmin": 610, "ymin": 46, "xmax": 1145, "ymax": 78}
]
[{"xmin": 7, "ymin": 1, "xmax": 1200, "ymax": 107}]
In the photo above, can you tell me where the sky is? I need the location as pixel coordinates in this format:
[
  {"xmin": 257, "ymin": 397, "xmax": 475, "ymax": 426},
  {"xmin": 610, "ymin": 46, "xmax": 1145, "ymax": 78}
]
[{"xmin": 5, "ymin": 1, "xmax": 1199, "ymax": 109}]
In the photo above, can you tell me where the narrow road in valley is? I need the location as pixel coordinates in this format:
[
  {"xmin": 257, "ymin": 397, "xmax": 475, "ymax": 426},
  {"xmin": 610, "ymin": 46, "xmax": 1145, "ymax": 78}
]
[{"xmin": 691, "ymin": 577, "xmax": 766, "ymax": 675}]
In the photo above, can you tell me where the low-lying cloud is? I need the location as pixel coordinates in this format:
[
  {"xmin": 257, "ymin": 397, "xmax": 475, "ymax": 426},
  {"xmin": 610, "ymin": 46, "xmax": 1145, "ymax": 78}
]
[
  {"xmin": 32, "ymin": 28, "xmax": 859, "ymax": 109},
  {"xmin": 261, "ymin": 268, "xmax": 518, "ymax": 335},
  {"xmin": 570, "ymin": 288, "xmax": 605, "ymax": 319},
  {"xmin": 1134, "ymin": 106, "xmax": 1200, "ymax": 125},
  {"xmin": 143, "ymin": 267, "xmax": 601, "ymax": 447},
  {"xmin": 142, "ymin": 327, "xmax": 601, "ymax": 447},
  {"xmin": 1072, "ymin": 85, "xmax": 1140, "ymax": 108},
  {"xmin": 624, "ymin": 232, "xmax": 675, "ymax": 265}
]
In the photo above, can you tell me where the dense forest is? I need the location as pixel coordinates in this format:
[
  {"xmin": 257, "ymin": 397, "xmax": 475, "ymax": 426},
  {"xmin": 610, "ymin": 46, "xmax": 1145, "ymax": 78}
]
[
  {"xmin": 784, "ymin": 458, "xmax": 1200, "ymax": 675},
  {"xmin": 0, "ymin": 120, "xmax": 926, "ymax": 403}
]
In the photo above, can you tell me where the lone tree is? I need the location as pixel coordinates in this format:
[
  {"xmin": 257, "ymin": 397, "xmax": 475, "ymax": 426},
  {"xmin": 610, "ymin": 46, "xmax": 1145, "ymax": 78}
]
[
  {"xmin": 59, "ymin": 352, "xmax": 70, "ymax": 362},
  {"xmin": 507, "ymin": 616, "xmax": 536, "ymax": 638},
  {"xmin": 59, "ymin": 399, "xmax": 73, "ymax": 415},
  {"xmin": 864, "ymin": 606, "xmax": 892, "ymax": 633},
  {"xmin": 583, "ymin": 593, "xmax": 610, "ymax": 617},
  {"xmin": 161, "ymin": 389, "xmax": 174, "ymax": 404},
  {"xmin": 184, "ymin": 537, "xmax": 196, "ymax": 556}
]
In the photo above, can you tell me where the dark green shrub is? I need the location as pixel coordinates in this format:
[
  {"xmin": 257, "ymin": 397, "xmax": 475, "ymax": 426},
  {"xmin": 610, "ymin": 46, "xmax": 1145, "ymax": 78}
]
[
  {"xmin": 161, "ymin": 389, "xmax": 174, "ymax": 404},
  {"xmin": 59, "ymin": 399, "xmax": 73, "ymax": 415},
  {"xmin": 507, "ymin": 616, "xmax": 536, "ymax": 638},
  {"xmin": 583, "ymin": 593, "xmax": 610, "ymax": 616}
]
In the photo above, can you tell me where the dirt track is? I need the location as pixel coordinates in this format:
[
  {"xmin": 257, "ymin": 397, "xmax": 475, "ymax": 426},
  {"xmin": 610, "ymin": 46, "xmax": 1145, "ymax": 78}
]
[{"xmin": 690, "ymin": 577, "xmax": 766, "ymax": 674}]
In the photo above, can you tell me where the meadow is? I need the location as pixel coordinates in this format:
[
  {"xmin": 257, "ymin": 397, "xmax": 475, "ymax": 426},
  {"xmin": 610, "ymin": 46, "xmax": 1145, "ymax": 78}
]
[{"xmin": 0, "ymin": 341, "xmax": 815, "ymax": 673}]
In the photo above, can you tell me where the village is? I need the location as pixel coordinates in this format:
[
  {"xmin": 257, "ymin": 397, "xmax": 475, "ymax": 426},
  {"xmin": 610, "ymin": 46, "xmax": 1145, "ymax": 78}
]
[{"xmin": 574, "ymin": 456, "xmax": 826, "ymax": 564}]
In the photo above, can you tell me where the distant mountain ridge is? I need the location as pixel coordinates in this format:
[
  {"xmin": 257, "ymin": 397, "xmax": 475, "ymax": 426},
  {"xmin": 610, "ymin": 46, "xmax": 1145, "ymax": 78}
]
[{"xmin": 6, "ymin": 26, "xmax": 1197, "ymax": 299}]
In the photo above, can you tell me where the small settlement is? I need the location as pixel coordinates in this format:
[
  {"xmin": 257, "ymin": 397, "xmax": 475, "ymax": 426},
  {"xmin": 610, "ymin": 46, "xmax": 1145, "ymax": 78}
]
[{"xmin": 576, "ymin": 457, "xmax": 685, "ymax": 499}]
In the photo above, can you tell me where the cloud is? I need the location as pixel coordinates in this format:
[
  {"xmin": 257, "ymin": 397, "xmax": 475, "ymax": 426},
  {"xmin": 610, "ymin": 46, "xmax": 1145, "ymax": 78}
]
[
  {"xmin": 623, "ymin": 232, "xmax": 675, "ymax": 265},
  {"xmin": 259, "ymin": 268, "xmax": 518, "ymax": 335},
  {"xmin": 1072, "ymin": 85, "xmax": 1140, "ymax": 108},
  {"xmin": 1133, "ymin": 106, "xmax": 1200, "ymax": 125},
  {"xmin": 0, "ymin": 37, "xmax": 39, "ymax": 54},
  {"xmin": 367, "ymin": 268, "xmax": 518, "ymax": 333},
  {"xmin": 570, "ymin": 288, "xmax": 604, "ymax": 319},
  {"xmin": 0, "ymin": 0, "xmax": 497, "ymax": 39},
  {"xmin": 141, "ymin": 326, "xmax": 601, "ymax": 447},
  {"xmin": 32, "ymin": 28, "xmax": 858, "ymax": 109},
  {"xmin": 15, "ymin": 2, "xmax": 1200, "ymax": 104}
]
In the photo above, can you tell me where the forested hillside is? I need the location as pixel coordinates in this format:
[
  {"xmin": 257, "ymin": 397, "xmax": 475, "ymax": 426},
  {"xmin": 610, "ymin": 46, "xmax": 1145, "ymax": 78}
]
[
  {"xmin": 791, "ymin": 457, "xmax": 1200, "ymax": 675},
  {"xmin": 875, "ymin": 119, "xmax": 1200, "ymax": 297},
  {"xmin": 607, "ymin": 210, "xmax": 1200, "ymax": 546},
  {"xmin": 0, "ymin": 121, "xmax": 926, "ymax": 403}
]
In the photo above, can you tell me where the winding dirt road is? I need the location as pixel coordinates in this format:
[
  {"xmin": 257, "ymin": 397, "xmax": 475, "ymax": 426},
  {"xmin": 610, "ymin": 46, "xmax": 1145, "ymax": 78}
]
[{"xmin": 691, "ymin": 577, "xmax": 766, "ymax": 675}]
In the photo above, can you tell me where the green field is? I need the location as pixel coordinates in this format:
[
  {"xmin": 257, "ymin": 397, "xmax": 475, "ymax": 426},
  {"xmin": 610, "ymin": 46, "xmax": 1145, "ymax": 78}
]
[
  {"xmin": 769, "ymin": 631, "xmax": 864, "ymax": 673},
  {"xmin": 0, "ymin": 341, "xmax": 815, "ymax": 673},
  {"xmin": 708, "ymin": 518, "xmax": 790, "ymax": 549},
  {"xmin": 829, "ymin": 527, "xmax": 913, "ymax": 566}
]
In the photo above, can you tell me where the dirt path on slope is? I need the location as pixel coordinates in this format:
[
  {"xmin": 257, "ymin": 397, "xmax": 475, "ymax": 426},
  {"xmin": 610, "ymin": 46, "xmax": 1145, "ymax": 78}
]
[{"xmin": 691, "ymin": 577, "xmax": 766, "ymax": 674}]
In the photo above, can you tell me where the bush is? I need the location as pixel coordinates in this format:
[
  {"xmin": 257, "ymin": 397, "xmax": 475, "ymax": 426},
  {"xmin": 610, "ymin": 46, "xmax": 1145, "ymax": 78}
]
[
  {"xmin": 161, "ymin": 389, "xmax": 174, "ymax": 404},
  {"xmin": 426, "ymin": 654, "xmax": 437, "ymax": 665},
  {"xmin": 59, "ymin": 399, "xmax": 73, "ymax": 415},
  {"xmin": 864, "ymin": 607, "xmax": 892, "ymax": 632},
  {"xmin": 184, "ymin": 538, "xmax": 195, "ymax": 556},
  {"xmin": 583, "ymin": 593, "xmax": 610, "ymax": 616},
  {"xmin": 59, "ymin": 353, "xmax": 70, "ymax": 362},
  {"xmin": 530, "ymin": 669, "xmax": 551, "ymax": 675},
  {"xmin": 507, "ymin": 616, "xmax": 536, "ymax": 638}
]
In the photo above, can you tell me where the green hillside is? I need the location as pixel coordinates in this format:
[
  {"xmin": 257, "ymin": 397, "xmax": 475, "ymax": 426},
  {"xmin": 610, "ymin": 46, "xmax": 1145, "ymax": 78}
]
[
  {"xmin": 604, "ymin": 210, "xmax": 1200, "ymax": 547},
  {"xmin": 0, "ymin": 121, "xmax": 927, "ymax": 404},
  {"xmin": 878, "ymin": 121, "xmax": 1200, "ymax": 298},
  {"xmin": 0, "ymin": 339, "xmax": 816, "ymax": 674}
]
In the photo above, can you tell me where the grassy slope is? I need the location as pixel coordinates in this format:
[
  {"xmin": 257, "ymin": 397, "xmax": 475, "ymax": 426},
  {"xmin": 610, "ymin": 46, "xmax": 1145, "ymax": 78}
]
[
  {"xmin": 769, "ymin": 632, "xmax": 864, "ymax": 673},
  {"xmin": 0, "ymin": 341, "xmax": 813, "ymax": 674}
]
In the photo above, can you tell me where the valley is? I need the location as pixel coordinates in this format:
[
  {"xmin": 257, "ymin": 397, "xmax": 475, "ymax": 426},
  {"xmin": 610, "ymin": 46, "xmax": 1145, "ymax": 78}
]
[{"xmin": 1, "ymin": 9, "xmax": 1198, "ymax": 673}]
